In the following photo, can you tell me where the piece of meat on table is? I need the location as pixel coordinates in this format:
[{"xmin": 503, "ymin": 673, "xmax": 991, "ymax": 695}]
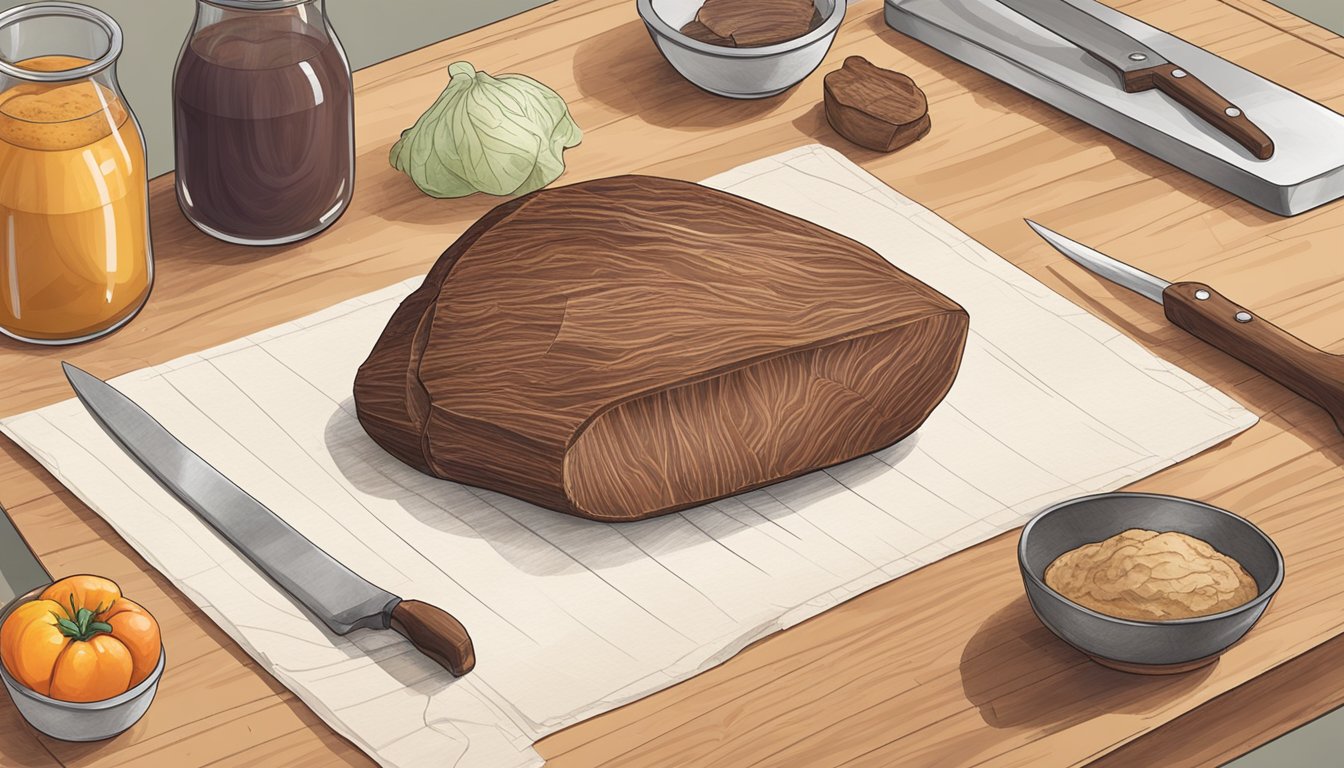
[{"xmin": 824, "ymin": 56, "xmax": 932, "ymax": 152}]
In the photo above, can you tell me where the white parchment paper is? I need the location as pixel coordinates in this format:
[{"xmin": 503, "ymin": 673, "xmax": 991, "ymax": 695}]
[{"xmin": 2, "ymin": 146, "xmax": 1256, "ymax": 767}]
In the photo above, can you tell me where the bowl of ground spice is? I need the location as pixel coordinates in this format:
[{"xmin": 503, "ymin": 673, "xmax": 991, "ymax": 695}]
[
  {"xmin": 636, "ymin": 0, "xmax": 844, "ymax": 98},
  {"xmin": 1018, "ymin": 493, "xmax": 1283, "ymax": 674}
]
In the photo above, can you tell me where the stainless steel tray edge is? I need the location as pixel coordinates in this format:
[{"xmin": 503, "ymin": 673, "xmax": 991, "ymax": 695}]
[{"xmin": 884, "ymin": 0, "xmax": 1344, "ymax": 216}]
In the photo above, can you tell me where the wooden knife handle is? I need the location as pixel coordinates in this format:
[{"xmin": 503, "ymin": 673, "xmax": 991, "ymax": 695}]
[
  {"xmin": 1124, "ymin": 63, "xmax": 1274, "ymax": 160},
  {"xmin": 390, "ymin": 600, "xmax": 476, "ymax": 676},
  {"xmin": 1164, "ymin": 282, "xmax": 1344, "ymax": 433}
]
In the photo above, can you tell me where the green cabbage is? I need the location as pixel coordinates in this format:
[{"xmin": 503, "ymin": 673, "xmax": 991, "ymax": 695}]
[{"xmin": 390, "ymin": 61, "xmax": 582, "ymax": 198}]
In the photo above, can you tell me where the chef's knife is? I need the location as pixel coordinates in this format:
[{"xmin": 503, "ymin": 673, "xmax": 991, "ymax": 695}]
[
  {"xmin": 998, "ymin": 0, "xmax": 1274, "ymax": 159},
  {"xmin": 0, "ymin": 503, "xmax": 50, "ymax": 607},
  {"xmin": 1026, "ymin": 221, "xmax": 1344, "ymax": 434},
  {"xmin": 62, "ymin": 363, "xmax": 475, "ymax": 676}
]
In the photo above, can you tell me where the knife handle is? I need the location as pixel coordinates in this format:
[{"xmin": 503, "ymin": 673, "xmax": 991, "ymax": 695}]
[
  {"xmin": 1123, "ymin": 64, "xmax": 1274, "ymax": 160},
  {"xmin": 390, "ymin": 600, "xmax": 476, "ymax": 676},
  {"xmin": 1164, "ymin": 282, "xmax": 1344, "ymax": 433}
]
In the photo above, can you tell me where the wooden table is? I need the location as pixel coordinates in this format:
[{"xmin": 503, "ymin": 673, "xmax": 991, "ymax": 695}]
[{"xmin": 1, "ymin": 0, "xmax": 1341, "ymax": 765}]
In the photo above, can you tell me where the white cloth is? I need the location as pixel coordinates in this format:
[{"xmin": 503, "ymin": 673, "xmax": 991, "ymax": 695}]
[{"xmin": 2, "ymin": 146, "xmax": 1255, "ymax": 768}]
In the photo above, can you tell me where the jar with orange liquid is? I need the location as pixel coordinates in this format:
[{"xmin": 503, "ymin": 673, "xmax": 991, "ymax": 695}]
[{"xmin": 0, "ymin": 3, "xmax": 152, "ymax": 345}]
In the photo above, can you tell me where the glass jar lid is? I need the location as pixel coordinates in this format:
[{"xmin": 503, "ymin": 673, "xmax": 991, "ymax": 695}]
[{"xmin": 0, "ymin": 2, "xmax": 123, "ymax": 82}]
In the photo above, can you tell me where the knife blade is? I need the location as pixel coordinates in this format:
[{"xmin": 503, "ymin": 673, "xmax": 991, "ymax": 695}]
[
  {"xmin": 0, "ymin": 503, "xmax": 50, "ymax": 607},
  {"xmin": 63, "ymin": 363, "xmax": 475, "ymax": 676},
  {"xmin": 998, "ymin": 0, "xmax": 1274, "ymax": 159},
  {"xmin": 1025, "ymin": 220, "xmax": 1344, "ymax": 434}
]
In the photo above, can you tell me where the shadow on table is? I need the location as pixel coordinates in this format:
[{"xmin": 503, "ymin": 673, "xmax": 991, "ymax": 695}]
[
  {"xmin": 960, "ymin": 596, "xmax": 1215, "ymax": 730},
  {"xmin": 322, "ymin": 397, "xmax": 901, "ymax": 576},
  {"xmin": 790, "ymin": 101, "xmax": 897, "ymax": 162},
  {"xmin": 360, "ymin": 157, "xmax": 507, "ymax": 230}
]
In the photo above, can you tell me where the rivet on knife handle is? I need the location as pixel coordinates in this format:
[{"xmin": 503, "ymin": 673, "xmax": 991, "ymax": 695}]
[
  {"xmin": 390, "ymin": 600, "xmax": 476, "ymax": 676},
  {"xmin": 1123, "ymin": 64, "xmax": 1274, "ymax": 159},
  {"xmin": 1163, "ymin": 282, "xmax": 1344, "ymax": 431}
]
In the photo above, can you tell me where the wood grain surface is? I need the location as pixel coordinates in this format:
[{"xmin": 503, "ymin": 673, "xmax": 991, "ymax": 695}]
[
  {"xmin": 354, "ymin": 175, "xmax": 967, "ymax": 522},
  {"xmin": 0, "ymin": 0, "xmax": 1341, "ymax": 765},
  {"xmin": 823, "ymin": 55, "xmax": 932, "ymax": 151}
]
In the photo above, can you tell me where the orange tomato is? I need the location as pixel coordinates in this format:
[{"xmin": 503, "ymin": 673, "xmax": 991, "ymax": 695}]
[{"xmin": 0, "ymin": 575, "xmax": 161, "ymax": 702}]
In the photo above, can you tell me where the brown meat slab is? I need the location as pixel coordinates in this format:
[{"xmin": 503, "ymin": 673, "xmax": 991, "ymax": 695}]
[
  {"xmin": 354, "ymin": 175, "xmax": 968, "ymax": 522},
  {"xmin": 824, "ymin": 56, "xmax": 931, "ymax": 152},
  {"xmin": 697, "ymin": 0, "xmax": 815, "ymax": 47},
  {"xmin": 678, "ymin": 19, "xmax": 735, "ymax": 47}
]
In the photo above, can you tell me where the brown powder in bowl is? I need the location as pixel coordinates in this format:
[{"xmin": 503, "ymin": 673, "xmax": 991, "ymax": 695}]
[{"xmin": 1044, "ymin": 528, "xmax": 1258, "ymax": 621}]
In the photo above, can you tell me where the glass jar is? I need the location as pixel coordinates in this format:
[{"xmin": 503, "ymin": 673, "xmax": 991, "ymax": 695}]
[
  {"xmin": 0, "ymin": 2, "xmax": 153, "ymax": 345},
  {"xmin": 173, "ymin": 0, "xmax": 354, "ymax": 246}
]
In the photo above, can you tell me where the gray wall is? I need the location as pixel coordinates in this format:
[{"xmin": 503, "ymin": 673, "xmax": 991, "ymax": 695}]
[
  {"xmin": 1289, "ymin": 0, "xmax": 1344, "ymax": 36},
  {"xmin": 0, "ymin": 0, "xmax": 552, "ymax": 176}
]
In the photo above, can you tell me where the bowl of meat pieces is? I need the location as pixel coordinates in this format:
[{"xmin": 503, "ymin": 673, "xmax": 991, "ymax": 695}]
[{"xmin": 637, "ymin": 0, "xmax": 845, "ymax": 98}]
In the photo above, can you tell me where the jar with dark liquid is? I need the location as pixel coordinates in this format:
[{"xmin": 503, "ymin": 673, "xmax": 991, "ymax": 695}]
[{"xmin": 173, "ymin": 0, "xmax": 353, "ymax": 245}]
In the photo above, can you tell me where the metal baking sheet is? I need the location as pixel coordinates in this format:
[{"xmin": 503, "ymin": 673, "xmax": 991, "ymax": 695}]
[{"xmin": 885, "ymin": 0, "xmax": 1344, "ymax": 215}]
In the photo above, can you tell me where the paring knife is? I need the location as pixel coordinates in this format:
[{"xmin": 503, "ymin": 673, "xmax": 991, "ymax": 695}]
[
  {"xmin": 1026, "ymin": 221, "xmax": 1344, "ymax": 434},
  {"xmin": 998, "ymin": 0, "xmax": 1274, "ymax": 159},
  {"xmin": 63, "ymin": 363, "xmax": 476, "ymax": 676}
]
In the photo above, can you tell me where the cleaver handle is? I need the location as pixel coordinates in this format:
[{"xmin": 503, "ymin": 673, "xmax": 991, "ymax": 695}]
[
  {"xmin": 1123, "ymin": 63, "xmax": 1274, "ymax": 160},
  {"xmin": 1164, "ymin": 282, "xmax": 1344, "ymax": 434},
  {"xmin": 390, "ymin": 600, "xmax": 476, "ymax": 676}
]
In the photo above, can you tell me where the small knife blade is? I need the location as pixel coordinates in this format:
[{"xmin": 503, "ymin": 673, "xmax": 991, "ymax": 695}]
[
  {"xmin": 1025, "ymin": 219, "xmax": 1169, "ymax": 303},
  {"xmin": 63, "ymin": 363, "xmax": 475, "ymax": 676},
  {"xmin": 1025, "ymin": 220, "xmax": 1344, "ymax": 434},
  {"xmin": 998, "ymin": 0, "xmax": 1274, "ymax": 159}
]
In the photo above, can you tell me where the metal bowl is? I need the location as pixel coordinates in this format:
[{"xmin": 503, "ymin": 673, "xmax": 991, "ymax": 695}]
[
  {"xmin": 1018, "ymin": 493, "xmax": 1283, "ymax": 673},
  {"xmin": 636, "ymin": 0, "xmax": 845, "ymax": 99},
  {"xmin": 0, "ymin": 587, "xmax": 165, "ymax": 741}
]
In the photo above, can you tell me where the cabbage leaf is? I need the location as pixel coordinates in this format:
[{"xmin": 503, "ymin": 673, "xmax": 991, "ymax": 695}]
[{"xmin": 390, "ymin": 61, "xmax": 582, "ymax": 198}]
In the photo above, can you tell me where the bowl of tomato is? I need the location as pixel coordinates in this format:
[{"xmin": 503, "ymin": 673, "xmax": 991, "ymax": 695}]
[{"xmin": 0, "ymin": 575, "xmax": 164, "ymax": 741}]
